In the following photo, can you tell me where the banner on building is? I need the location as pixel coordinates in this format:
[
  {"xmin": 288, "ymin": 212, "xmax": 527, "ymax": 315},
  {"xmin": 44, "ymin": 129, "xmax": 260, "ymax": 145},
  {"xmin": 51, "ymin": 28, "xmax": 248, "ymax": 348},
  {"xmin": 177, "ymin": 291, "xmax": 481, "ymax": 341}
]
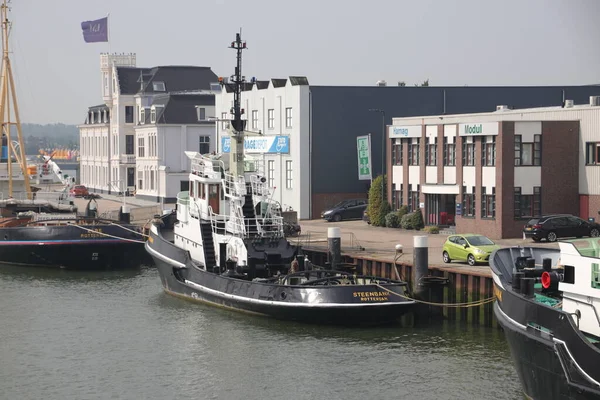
[
  {"xmin": 220, "ymin": 135, "xmax": 290, "ymax": 154},
  {"xmin": 356, "ymin": 134, "xmax": 372, "ymax": 181}
]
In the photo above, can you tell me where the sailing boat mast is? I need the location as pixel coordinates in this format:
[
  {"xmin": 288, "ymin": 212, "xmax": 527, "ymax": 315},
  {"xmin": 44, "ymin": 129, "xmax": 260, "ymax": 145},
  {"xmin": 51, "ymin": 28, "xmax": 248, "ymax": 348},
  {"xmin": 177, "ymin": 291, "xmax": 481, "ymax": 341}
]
[
  {"xmin": 0, "ymin": 0, "xmax": 31, "ymax": 198},
  {"xmin": 223, "ymin": 31, "xmax": 247, "ymax": 178}
]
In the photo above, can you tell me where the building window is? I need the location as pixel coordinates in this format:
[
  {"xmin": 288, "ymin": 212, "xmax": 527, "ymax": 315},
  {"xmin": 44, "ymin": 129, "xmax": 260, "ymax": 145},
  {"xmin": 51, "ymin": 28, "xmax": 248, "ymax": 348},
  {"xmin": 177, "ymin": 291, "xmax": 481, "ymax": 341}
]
[
  {"xmin": 586, "ymin": 142, "xmax": 600, "ymax": 165},
  {"xmin": 196, "ymin": 107, "xmax": 206, "ymax": 121},
  {"xmin": 267, "ymin": 160, "xmax": 275, "ymax": 188},
  {"xmin": 268, "ymin": 109, "xmax": 274, "ymax": 129},
  {"xmin": 462, "ymin": 137, "xmax": 475, "ymax": 166},
  {"xmin": 425, "ymin": 137, "xmax": 437, "ymax": 166},
  {"xmin": 152, "ymin": 81, "xmax": 165, "ymax": 91},
  {"xmin": 125, "ymin": 106, "xmax": 134, "ymax": 124},
  {"xmin": 443, "ymin": 136, "xmax": 456, "ymax": 166},
  {"xmin": 515, "ymin": 134, "xmax": 541, "ymax": 166},
  {"xmin": 137, "ymin": 171, "xmax": 143, "ymax": 190},
  {"xmin": 150, "ymin": 108, "xmax": 156, "ymax": 124},
  {"xmin": 481, "ymin": 187, "xmax": 496, "ymax": 218},
  {"xmin": 514, "ymin": 187, "xmax": 542, "ymax": 219},
  {"xmin": 138, "ymin": 137, "xmax": 145, "ymax": 158},
  {"xmin": 285, "ymin": 107, "xmax": 292, "ymax": 128},
  {"xmin": 392, "ymin": 183, "xmax": 403, "ymax": 210},
  {"xmin": 285, "ymin": 160, "xmax": 293, "ymax": 189},
  {"xmin": 392, "ymin": 139, "xmax": 403, "ymax": 165},
  {"xmin": 482, "ymin": 136, "xmax": 496, "ymax": 166},
  {"xmin": 199, "ymin": 136, "xmax": 210, "ymax": 154},
  {"xmin": 125, "ymin": 135, "xmax": 134, "ymax": 155},
  {"xmin": 252, "ymin": 110, "xmax": 258, "ymax": 130},
  {"xmin": 140, "ymin": 108, "xmax": 146, "ymax": 125},
  {"xmin": 408, "ymin": 138, "xmax": 420, "ymax": 166},
  {"xmin": 150, "ymin": 170, "xmax": 155, "ymax": 190},
  {"xmin": 462, "ymin": 186, "xmax": 476, "ymax": 217},
  {"xmin": 408, "ymin": 184, "xmax": 420, "ymax": 213},
  {"xmin": 221, "ymin": 112, "xmax": 228, "ymax": 130}
]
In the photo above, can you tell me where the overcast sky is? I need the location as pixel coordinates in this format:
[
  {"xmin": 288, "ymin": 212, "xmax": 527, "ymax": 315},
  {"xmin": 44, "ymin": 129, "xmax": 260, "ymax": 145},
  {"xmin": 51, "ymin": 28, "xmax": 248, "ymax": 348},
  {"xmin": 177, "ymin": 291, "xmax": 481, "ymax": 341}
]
[{"xmin": 9, "ymin": 0, "xmax": 600, "ymax": 124}]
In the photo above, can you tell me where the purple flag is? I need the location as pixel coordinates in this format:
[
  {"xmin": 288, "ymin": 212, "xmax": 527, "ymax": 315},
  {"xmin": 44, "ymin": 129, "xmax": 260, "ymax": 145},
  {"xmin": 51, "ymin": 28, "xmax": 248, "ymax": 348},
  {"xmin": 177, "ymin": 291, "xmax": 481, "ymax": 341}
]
[{"xmin": 81, "ymin": 16, "xmax": 108, "ymax": 43}]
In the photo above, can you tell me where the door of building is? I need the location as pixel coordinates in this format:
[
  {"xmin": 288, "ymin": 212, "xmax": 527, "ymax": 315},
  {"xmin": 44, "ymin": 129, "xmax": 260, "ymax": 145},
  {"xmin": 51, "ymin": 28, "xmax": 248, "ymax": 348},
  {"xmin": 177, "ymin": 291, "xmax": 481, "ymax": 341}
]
[
  {"xmin": 126, "ymin": 168, "xmax": 135, "ymax": 187},
  {"xmin": 580, "ymin": 195, "xmax": 589, "ymax": 221}
]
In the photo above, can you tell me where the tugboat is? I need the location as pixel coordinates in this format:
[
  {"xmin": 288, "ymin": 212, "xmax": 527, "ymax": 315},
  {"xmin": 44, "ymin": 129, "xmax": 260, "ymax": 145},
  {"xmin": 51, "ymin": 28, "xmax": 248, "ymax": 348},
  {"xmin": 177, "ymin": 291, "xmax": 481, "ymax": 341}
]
[
  {"xmin": 491, "ymin": 239, "xmax": 600, "ymax": 399},
  {"xmin": 145, "ymin": 32, "xmax": 415, "ymax": 326},
  {"xmin": 0, "ymin": 199, "xmax": 152, "ymax": 269}
]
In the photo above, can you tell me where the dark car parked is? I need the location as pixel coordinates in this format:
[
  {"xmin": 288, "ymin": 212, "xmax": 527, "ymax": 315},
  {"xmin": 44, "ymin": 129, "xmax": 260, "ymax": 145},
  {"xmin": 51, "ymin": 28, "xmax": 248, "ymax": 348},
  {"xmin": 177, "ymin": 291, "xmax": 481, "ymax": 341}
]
[
  {"xmin": 321, "ymin": 199, "xmax": 367, "ymax": 222},
  {"xmin": 523, "ymin": 214, "xmax": 600, "ymax": 242}
]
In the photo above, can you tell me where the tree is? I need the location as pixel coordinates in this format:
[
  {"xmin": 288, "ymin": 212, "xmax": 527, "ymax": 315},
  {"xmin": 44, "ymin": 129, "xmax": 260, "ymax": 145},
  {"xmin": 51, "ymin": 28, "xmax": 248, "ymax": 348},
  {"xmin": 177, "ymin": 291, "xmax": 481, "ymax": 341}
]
[{"xmin": 367, "ymin": 175, "xmax": 390, "ymax": 227}]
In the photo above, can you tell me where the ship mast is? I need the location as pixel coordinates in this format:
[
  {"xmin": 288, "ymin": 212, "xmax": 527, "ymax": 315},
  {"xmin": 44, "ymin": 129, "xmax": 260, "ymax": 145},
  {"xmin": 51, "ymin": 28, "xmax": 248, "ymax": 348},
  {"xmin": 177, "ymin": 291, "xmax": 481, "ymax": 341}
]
[
  {"xmin": 0, "ymin": 0, "xmax": 31, "ymax": 198},
  {"xmin": 222, "ymin": 31, "xmax": 247, "ymax": 178}
]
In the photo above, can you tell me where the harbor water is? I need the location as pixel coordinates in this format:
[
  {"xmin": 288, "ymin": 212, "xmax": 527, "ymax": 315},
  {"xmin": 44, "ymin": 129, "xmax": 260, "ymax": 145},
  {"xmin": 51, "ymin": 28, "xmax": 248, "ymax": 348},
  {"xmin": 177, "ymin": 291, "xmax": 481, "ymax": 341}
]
[{"xmin": 0, "ymin": 266, "xmax": 522, "ymax": 400}]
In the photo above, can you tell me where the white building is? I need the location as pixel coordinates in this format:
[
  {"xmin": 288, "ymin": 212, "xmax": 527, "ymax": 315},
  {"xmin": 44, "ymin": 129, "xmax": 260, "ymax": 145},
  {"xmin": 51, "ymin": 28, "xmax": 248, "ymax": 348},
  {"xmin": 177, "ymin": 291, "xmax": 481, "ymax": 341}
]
[
  {"xmin": 79, "ymin": 53, "xmax": 219, "ymax": 201},
  {"xmin": 214, "ymin": 77, "xmax": 310, "ymax": 218},
  {"xmin": 134, "ymin": 92, "xmax": 216, "ymax": 201}
]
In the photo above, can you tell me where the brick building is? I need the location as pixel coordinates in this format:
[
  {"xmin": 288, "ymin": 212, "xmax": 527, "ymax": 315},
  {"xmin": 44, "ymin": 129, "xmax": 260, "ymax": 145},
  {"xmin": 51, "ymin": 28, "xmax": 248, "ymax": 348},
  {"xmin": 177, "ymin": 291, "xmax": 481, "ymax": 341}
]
[{"xmin": 387, "ymin": 98, "xmax": 600, "ymax": 239}]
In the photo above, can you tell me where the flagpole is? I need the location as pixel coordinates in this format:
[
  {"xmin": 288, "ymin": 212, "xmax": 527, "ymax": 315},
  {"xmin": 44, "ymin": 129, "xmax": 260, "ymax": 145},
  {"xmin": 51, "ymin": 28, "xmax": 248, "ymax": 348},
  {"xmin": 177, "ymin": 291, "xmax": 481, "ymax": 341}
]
[{"xmin": 107, "ymin": 12, "xmax": 111, "ymax": 53}]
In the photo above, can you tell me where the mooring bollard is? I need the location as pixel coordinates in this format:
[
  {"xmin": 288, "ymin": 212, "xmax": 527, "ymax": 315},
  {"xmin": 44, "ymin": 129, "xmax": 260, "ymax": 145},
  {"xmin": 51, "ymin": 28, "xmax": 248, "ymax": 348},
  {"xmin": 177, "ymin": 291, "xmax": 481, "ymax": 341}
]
[
  {"xmin": 413, "ymin": 235, "xmax": 429, "ymax": 299},
  {"xmin": 328, "ymin": 227, "xmax": 341, "ymax": 270}
]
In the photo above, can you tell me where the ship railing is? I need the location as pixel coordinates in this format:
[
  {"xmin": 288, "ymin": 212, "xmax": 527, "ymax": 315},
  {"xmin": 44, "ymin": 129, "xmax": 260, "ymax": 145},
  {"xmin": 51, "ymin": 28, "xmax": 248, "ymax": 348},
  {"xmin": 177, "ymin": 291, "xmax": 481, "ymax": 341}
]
[
  {"xmin": 249, "ymin": 175, "xmax": 271, "ymax": 197},
  {"xmin": 222, "ymin": 172, "xmax": 246, "ymax": 198},
  {"xmin": 190, "ymin": 155, "xmax": 224, "ymax": 180},
  {"xmin": 208, "ymin": 206, "xmax": 284, "ymax": 238}
]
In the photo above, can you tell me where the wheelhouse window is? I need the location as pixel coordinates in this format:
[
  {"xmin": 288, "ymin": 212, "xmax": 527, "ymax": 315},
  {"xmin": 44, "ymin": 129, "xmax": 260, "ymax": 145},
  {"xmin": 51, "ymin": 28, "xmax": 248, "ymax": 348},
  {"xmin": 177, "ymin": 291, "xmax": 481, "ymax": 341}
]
[
  {"xmin": 514, "ymin": 186, "xmax": 542, "ymax": 219},
  {"xmin": 408, "ymin": 184, "xmax": 419, "ymax": 213},
  {"xmin": 408, "ymin": 138, "xmax": 420, "ymax": 166},
  {"xmin": 462, "ymin": 137, "xmax": 475, "ymax": 166},
  {"xmin": 586, "ymin": 142, "xmax": 600, "ymax": 165},
  {"xmin": 392, "ymin": 139, "xmax": 403, "ymax": 165},
  {"xmin": 425, "ymin": 137, "xmax": 437, "ymax": 166},
  {"xmin": 481, "ymin": 187, "xmax": 496, "ymax": 218},
  {"xmin": 392, "ymin": 183, "xmax": 403, "ymax": 209},
  {"xmin": 221, "ymin": 112, "xmax": 228, "ymax": 130},
  {"xmin": 443, "ymin": 136, "xmax": 456, "ymax": 166},
  {"xmin": 515, "ymin": 134, "xmax": 541, "ymax": 166},
  {"xmin": 462, "ymin": 186, "xmax": 475, "ymax": 217},
  {"xmin": 483, "ymin": 136, "xmax": 496, "ymax": 166}
]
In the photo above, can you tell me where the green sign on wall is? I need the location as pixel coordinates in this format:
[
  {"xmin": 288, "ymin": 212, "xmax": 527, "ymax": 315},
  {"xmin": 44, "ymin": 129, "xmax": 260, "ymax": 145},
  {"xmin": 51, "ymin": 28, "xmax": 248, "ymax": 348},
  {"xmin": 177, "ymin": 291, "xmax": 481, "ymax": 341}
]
[{"xmin": 357, "ymin": 134, "xmax": 372, "ymax": 181}]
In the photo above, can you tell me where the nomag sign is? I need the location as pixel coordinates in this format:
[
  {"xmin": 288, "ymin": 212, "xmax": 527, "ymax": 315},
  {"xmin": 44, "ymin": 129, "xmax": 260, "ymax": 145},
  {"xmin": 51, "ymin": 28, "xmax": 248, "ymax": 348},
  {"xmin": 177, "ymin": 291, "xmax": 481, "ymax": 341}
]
[{"xmin": 458, "ymin": 122, "xmax": 499, "ymax": 136}]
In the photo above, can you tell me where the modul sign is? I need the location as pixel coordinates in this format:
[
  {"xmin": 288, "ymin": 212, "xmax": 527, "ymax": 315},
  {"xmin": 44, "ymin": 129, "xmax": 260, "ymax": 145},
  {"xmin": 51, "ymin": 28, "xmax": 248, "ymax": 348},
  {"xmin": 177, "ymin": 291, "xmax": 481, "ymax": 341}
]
[
  {"xmin": 458, "ymin": 122, "xmax": 499, "ymax": 136},
  {"xmin": 221, "ymin": 135, "xmax": 290, "ymax": 154}
]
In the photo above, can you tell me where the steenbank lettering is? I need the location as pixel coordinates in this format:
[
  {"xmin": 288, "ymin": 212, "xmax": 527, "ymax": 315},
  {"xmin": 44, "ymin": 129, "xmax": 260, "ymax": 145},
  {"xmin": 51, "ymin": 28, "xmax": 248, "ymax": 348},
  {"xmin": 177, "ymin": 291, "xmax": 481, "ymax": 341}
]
[{"xmin": 458, "ymin": 122, "xmax": 499, "ymax": 136}]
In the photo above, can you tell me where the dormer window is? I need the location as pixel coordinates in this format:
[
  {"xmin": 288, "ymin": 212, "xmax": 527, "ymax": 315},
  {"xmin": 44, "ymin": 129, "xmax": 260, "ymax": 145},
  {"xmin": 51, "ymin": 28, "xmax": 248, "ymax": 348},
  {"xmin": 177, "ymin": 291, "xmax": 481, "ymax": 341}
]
[
  {"xmin": 196, "ymin": 107, "xmax": 206, "ymax": 121},
  {"xmin": 140, "ymin": 108, "xmax": 146, "ymax": 125},
  {"xmin": 153, "ymin": 81, "xmax": 165, "ymax": 91},
  {"xmin": 150, "ymin": 108, "xmax": 156, "ymax": 124}
]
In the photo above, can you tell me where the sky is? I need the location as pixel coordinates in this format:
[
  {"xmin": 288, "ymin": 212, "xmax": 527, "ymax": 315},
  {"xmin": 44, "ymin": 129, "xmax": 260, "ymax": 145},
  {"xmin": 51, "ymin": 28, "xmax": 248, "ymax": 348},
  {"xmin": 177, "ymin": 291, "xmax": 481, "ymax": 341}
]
[{"xmin": 8, "ymin": 0, "xmax": 600, "ymax": 124}]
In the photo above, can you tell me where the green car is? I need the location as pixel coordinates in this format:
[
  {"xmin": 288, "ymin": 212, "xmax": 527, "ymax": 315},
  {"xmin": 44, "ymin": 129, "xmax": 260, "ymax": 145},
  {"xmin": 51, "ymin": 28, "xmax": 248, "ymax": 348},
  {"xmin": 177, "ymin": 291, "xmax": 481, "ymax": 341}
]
[{"xmin": 442, "ymin": 234, "xmax": 500, "ymax": 266}]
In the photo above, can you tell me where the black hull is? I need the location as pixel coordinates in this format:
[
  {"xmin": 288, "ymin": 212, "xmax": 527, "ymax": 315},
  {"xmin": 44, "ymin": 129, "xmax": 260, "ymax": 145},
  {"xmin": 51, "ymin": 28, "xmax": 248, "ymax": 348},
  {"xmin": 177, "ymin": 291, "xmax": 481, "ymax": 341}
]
[
  {"xmin": 0, "ymin": 223, "xmax": 151, "ymax": 269},
  {"xmin": 491, "ymin": 247, "xmax": 600, "ymax": 400},
  {"xmin": 146, "ymin": 229, "xmax": 415, "ymax": 326}
]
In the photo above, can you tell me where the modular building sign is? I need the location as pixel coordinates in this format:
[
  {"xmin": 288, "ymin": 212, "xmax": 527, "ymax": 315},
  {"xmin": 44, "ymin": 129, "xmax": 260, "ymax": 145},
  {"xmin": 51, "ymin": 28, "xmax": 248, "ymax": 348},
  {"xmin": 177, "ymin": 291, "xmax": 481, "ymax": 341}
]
[
  {"xmin": 356, "ymin": 134, "xmax": 372, "ymax": 181},
  {"xmin": 220, "ymin": 135, "xmax": 290, "ymax": 154},
  {"xmin": 458, "ymin": 122, "xmax": 499, "ymax": 136},
  {"xmin": 389, "ymin": 125, "xmax": 422, "ymax": 138}
]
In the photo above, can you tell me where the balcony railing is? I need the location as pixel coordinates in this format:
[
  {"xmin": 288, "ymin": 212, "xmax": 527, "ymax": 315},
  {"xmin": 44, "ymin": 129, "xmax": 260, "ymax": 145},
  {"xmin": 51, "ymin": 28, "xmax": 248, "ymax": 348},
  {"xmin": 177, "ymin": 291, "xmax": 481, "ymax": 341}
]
[{"xmin": 120, "ymin": 154, "xmax": 136, "ymax": 164}]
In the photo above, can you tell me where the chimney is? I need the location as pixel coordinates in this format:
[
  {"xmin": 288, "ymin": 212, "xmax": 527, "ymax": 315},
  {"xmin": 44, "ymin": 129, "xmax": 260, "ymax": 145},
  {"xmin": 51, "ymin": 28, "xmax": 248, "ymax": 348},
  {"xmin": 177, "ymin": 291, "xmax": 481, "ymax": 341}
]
[
  {"xmin": 496, "ymin": 105, "xmax": 509, "ymax": 111},
  {"xmin": 564, "ymin": 99, "xmax": 574, "ymax": 108},
  {"xmin": 376, "ymin": 80, "xmax": 387, "ymax": 87},
  {"xmin": 590, "ymin": 96, "xmax": 600, "ymax": 107}
]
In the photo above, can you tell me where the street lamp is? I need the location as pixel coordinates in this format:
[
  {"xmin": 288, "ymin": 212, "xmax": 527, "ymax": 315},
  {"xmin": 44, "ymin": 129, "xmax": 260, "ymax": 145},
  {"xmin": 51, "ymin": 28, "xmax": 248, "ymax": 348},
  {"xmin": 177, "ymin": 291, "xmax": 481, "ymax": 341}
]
[{"xmin": 369, "ymin": 108, "xmax": 386, "ymax": 203}]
